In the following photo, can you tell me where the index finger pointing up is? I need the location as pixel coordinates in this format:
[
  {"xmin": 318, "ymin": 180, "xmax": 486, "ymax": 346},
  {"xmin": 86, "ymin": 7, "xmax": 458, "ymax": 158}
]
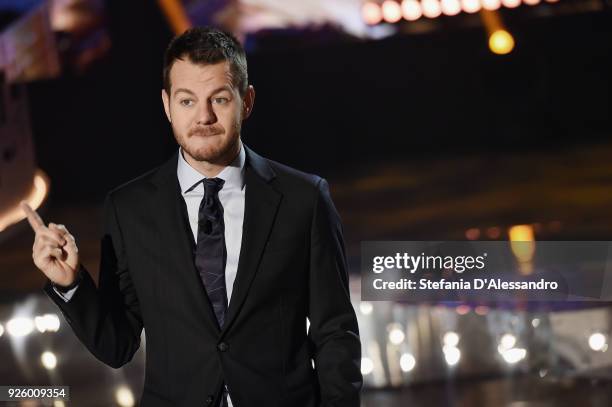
[{"xmin": 20, "ymin": 201, "xmax": 45, "ymax": 232}]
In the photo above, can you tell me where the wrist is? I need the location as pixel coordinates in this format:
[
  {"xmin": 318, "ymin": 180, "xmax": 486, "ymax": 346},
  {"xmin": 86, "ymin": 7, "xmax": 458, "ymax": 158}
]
[{"xmin": 52, "ymin": 267, "xmax": 83, "ymax": 293}]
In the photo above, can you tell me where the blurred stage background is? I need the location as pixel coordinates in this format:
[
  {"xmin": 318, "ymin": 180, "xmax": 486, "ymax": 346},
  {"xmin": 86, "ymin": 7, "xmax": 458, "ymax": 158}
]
[{"xmin": 0, "ymin": 0, "xmax": 612, "ymax": 406}]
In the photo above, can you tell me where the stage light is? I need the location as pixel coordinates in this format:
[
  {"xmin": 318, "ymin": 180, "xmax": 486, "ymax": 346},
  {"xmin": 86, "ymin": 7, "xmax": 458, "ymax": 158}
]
[
  {"xmin": 400, "ymin": 353, "xmax": 416, "ymax": 372},
  {"xmin": 382, "ymin": 0, "xmax": 403, "ymax": 23},
  {"xmin": 588, "ymin": 332, "xmax": 607, "ymax": 351},
  {"xmin": 0, "ymin": 323, "xmax": 3, "ymax": 337},
  {"xmin": 440, "ymin": 0, "xmax": 461, "ymax": 16},
  {"xmin": 360, "ymin": 301, "xmax": 374, "ymax": 315},
  {"xmin": 7, "ymin": 317, "xmax": 34, "ymax": 337},
  {"xmin": 45, "ymin": 314, "xmax": 61, "ymax": 332},
  {"xmin": 531, "ymin": 318, "xmax": 540, "ymax": 328},
  {"xmin": 443, "ymin": 345, "xmax": 461, "ymax": 365},
  {"xmin": 34, "ymin": 314, "xmax": 60, "ymax": 333},
  {"xmin": 482, "ymin": 0, "xmax": 502, "ymax": 9},
  {"xmin": 388, "ymin": 324, "xmax": 405, "ymax": 345},
  {"xmin": 41, "ymin": 351, "xmax": 57, "ymax": 370},
  {"xmin": 361, "ymin": 357, "xmax": 374, "ymax": 375},
  {"xmin": 421, "ymin": 0, "xmax": 442, "ymax": 18},
  {"xmin": 489, "ymin": 29, "xmax": 515, "ymax": 55},
  {"xmin": 443, "ymin": 331, "xmax": 460, "ymax": 347},
  {"xmin": 0, "ymin": 170, "xmax": 50, "ymax": 232},
  {"xmin": 509, "ymin": 224, "xmax": 535, "ymax": 270},
  {"xmin": 501, "ymin": 0, "xmax": 521, "ymax": 8},
  {"xmin": 362, "ymin": 2, "xmax": 383, "ymax": 25},
  {"xmin": 465, "ymin": 228, "xmax": 480, "ymax": 240},
  {"xmin": 455, "ymin": 304, "xmax": 470, "ymax": 315},
  {"xmin": 475, "ymin": 305, "xmax": 490, "ymax": 315},
  {"xmin": 461, "ymin": 0, "xmax": 481, "ymax": 13},
  {"xmin": 486, "ymin": 226, "xmax": 501, "ymax": 239},
  {"xmin": 116, "ymin": 386, "xmax": 135, "ymax": 407},
  {"xmin": 523, "ymin": 0, "xmax": 541, "ymax": 5},
  {"xmin": 402, "ymin": 0, "xmax": 423, "ymax": 20},
  {"xmin": 499, "ymin": 333, "xmax": 517, "ymax": 350},
  {"xmin": 34, "ymin": 317, "xmax": 45, "ymax": 333},
  {"xmin": 501, "ymin": 347, "xmax": 527, "ymax": 363},
  {"xmin": 509, "ymin": 224, "xmax": 534, "ymax": 242}
]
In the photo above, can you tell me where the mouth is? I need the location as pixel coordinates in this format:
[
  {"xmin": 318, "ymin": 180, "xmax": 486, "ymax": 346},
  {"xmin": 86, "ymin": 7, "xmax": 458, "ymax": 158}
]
[
  {"xmin": 189, "ymin": 129, "xmax": 223, "ymax": 138},
  {"xmin": 190, "ymin": 133, "xmax": 220, "ymax": 140}
]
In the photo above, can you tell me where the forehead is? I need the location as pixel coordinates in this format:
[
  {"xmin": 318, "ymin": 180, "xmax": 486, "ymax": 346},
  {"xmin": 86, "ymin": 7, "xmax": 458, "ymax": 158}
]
[{"xmin": 169, "ymin": 59, "xmax": 235, "ymax": 93}]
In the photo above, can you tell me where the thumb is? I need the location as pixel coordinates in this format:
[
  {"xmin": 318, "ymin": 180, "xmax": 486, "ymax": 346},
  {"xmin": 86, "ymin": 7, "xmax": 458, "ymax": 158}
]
[{"xmin": 50, "ymin": 224, "xmax": 79, "ymax": 269}]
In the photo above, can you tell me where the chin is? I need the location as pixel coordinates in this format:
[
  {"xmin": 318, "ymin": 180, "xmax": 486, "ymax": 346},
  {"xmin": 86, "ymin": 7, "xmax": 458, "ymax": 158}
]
[
  {"xmin": 186, "ymin": 146, "xmax": 218, "ymax": 161},
  {"xmin": 183, "ymin": 142, "xmax": 230, "ymax": 163}
]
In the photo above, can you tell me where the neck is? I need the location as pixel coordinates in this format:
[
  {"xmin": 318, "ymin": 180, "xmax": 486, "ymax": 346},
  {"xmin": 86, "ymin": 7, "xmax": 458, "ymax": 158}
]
[{"xmin": 182, "ymin": 140, "xmax": 241, "ymax": 178}]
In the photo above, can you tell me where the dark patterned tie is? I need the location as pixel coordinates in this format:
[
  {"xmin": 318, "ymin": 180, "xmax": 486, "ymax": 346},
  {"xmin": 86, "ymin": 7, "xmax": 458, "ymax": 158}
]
[
  {"xmin": 195, "ymin": 177, "xmax": 228, "ymax": 329},
  {"xmin": 194, "ymin": 178, "xmax": 230, "ymax": 407}
]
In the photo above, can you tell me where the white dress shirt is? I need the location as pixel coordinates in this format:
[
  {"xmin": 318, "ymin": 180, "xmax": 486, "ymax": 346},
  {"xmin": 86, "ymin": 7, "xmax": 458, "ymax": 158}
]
[
  {"xmin": 176, "ymin": 141, "xmax": 246, "ymax": 305},
  {"xmin": 54, "ymin": 141, "xmax": 247, "ymax": 407}
]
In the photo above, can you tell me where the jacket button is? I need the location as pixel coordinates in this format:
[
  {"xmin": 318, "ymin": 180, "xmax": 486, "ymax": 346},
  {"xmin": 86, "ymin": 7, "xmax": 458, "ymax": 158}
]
[
  {"xmin": 218, "ymin": 342, "xmax": 229, "ymax": 352},
  {"xmin": 205, "ymin": 395, "xmax": 213, "ymax": 405}
]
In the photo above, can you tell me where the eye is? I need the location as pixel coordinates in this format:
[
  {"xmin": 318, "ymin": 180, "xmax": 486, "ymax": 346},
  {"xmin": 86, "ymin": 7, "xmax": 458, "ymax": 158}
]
[
  {"xmin": 179, "ymin": 99, "xmax": 194, "ymax": 107},
  {"xmin": 212, "ymin": 97, "xmax": 229, "ymax": 105}
]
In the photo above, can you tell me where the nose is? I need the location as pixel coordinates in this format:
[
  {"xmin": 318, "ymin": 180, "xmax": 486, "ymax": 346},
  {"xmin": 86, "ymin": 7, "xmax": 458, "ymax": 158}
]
[{"xmin": 196, "ymin": 100, "xmax": 217, "ymax": 125}]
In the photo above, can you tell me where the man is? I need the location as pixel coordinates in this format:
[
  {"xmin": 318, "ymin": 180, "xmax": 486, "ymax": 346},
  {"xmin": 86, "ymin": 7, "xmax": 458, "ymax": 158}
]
[{"xmin": 21, "ymin": 27, "xmax": 362, "ymax": 407}]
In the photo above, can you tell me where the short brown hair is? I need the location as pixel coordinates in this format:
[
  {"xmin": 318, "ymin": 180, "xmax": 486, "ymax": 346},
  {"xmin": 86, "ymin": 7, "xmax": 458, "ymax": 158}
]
[{"xmin": 163, "ymin": 27, "xmax": 248, "ymax": 96}]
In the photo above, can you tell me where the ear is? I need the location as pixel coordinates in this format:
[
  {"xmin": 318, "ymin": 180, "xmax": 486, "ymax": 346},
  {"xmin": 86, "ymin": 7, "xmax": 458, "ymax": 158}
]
[
  {"xmin": 242, "ymin": 85, "xmax": 256, "ymax": 120},
  {"xmin": 161, "ymin": 89, "xmax": 171, "ymax": 123}
]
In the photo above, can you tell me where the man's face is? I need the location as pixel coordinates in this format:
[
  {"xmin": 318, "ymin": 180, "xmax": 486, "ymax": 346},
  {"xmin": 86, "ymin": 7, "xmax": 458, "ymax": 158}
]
[{"xmin": 162, "ymin": 59, "xmax": 254, "ymax": 164}]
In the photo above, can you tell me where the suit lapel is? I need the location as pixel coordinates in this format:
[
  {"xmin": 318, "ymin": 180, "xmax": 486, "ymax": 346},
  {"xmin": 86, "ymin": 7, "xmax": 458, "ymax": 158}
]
[
  {"xmin": 150, "ymin": 152, "xmax": 220, "ymax": 334},
  {"xmin": 221, "ymin": 145, "xmax": 282, "ymax": 336}
]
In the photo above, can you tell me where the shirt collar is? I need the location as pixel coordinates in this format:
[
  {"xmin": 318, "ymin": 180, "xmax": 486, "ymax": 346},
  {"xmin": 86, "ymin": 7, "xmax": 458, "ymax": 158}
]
[{"xmin": 177, "ymin": 140, "xmax": 246, "ymax": 194}]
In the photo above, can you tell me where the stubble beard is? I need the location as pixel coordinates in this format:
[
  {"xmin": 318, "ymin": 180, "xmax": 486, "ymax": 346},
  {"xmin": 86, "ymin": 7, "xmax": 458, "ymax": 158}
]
[{"xmin": 174, "ymin": 121, "xmax": 242, "ymax": 164}]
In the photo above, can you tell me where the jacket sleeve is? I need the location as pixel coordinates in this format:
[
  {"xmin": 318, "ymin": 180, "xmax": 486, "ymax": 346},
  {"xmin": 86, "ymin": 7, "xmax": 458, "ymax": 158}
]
[
  {"xmin": 308, "ymin": 178, "xmax": 363, "ymax": 406},
  {"xmin": 43, "ymin": 192, "xmax": 144, "ymax": 369}
]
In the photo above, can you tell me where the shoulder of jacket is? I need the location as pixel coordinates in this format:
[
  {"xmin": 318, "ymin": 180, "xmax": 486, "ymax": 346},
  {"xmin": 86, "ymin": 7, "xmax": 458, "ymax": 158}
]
[{"xmin": 107, "ymin": 165, "xmax": 161, "ymax": 204}]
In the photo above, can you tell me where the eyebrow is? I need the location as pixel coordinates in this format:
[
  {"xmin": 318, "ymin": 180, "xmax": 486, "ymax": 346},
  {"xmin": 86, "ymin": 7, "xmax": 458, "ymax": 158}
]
[
  {"xmin": 173, "ymin": 88, "xmax": 196, "ymax": 97},
  {"xmin": 211, "ymin": 86, "xmax": 233, "ymax": 94},
  {"xmin": 173, "ymin": 86, "xmax": 233, "ymax": 98}
]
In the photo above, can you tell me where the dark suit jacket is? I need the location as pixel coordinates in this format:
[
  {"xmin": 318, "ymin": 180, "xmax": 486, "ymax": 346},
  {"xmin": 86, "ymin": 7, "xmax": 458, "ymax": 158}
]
[{"xmin": 44, "ymin": 144, "xmax": 362, "ymax": 407}]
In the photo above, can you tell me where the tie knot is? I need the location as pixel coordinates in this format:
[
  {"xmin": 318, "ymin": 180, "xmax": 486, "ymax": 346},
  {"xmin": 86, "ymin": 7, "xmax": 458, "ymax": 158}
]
[{"xmin": 203, "ymin": 177, "xmax": 224, "ymax": 197}]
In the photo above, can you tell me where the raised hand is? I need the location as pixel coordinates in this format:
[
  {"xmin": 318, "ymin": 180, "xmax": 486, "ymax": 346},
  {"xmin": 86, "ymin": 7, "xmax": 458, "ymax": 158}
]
[{"xmin": 20, "ymin": 201, "xmax": 80, "ymax": 287}]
